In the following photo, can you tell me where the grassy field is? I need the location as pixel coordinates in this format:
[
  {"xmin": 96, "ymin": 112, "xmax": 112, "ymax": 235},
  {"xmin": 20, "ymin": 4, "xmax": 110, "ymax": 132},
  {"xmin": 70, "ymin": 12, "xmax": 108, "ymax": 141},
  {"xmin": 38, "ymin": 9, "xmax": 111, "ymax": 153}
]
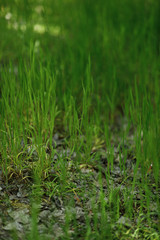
[{"xmin": 0, "ymin": 0, "xmax": 159, "ymax": 239}]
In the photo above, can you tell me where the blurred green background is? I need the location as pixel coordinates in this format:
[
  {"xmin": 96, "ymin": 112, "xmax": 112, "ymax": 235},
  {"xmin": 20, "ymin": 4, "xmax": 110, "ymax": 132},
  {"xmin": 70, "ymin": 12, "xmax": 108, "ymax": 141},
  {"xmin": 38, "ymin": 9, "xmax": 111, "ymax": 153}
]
[{"xmin": 0, "ymin": 0, "xmax": 160, "ymax": 117}]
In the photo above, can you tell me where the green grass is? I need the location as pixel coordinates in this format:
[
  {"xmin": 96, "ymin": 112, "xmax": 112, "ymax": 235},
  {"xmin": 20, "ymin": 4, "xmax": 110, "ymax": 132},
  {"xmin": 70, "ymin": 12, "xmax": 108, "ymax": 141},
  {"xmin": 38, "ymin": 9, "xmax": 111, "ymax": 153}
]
[{"xmin": 0, "ymin": 0, "xmax": 160, "ymax": 239}]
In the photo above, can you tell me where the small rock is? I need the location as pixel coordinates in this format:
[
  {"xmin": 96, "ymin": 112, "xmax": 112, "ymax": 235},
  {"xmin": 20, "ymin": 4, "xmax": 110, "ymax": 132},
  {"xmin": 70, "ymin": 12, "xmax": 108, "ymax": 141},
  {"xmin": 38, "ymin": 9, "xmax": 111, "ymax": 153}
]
[
  {"xmin": 117, "ymin": 216, "xmax": 132, "ymax": 227},
  {"xmin": 3, "ymin": 222, "xmax": 23, "ymax": 231}
]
